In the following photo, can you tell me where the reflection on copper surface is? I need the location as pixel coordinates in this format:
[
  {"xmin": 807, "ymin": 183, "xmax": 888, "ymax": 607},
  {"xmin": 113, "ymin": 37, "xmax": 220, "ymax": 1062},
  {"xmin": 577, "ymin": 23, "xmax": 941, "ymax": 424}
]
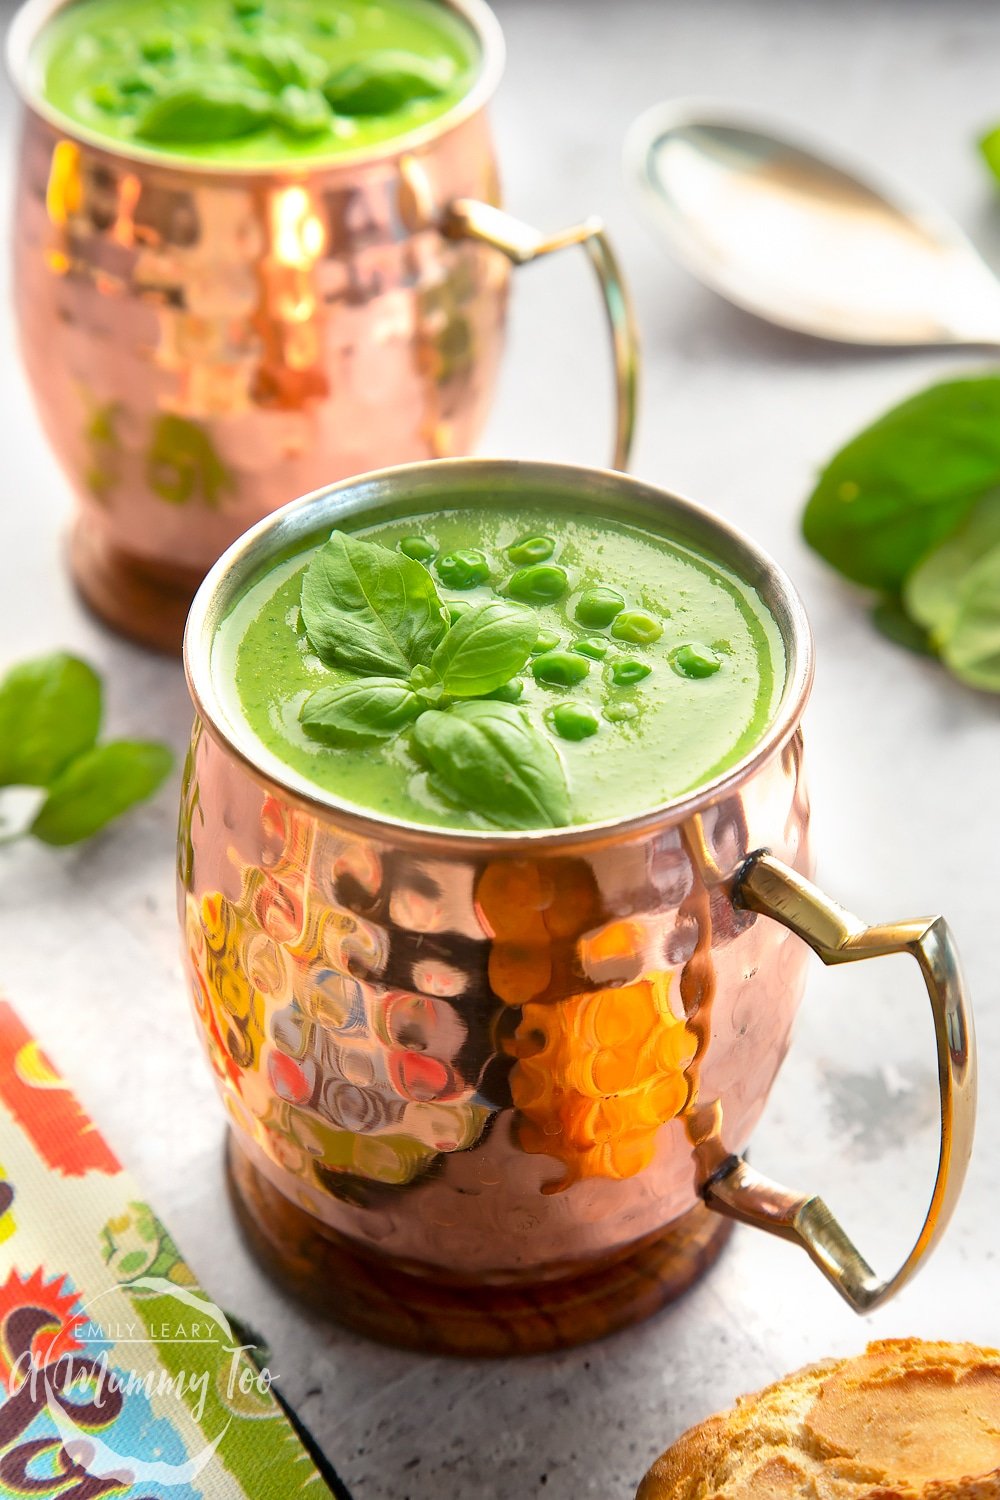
[{"xmin": 177, "ymin": 709, "xmax": 813, "ymax": 1278}]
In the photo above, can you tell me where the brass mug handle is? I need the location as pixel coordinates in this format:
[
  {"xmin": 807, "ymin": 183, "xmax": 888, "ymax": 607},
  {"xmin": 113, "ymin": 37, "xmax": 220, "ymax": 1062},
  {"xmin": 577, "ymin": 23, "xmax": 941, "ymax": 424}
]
[
  {"xmin": 443, "ymin": 199, "xmax": 639, "ymax": 471},
  {"xmin": 700, "ymin": 850, "xmax": 977, "ymax": 1312}
]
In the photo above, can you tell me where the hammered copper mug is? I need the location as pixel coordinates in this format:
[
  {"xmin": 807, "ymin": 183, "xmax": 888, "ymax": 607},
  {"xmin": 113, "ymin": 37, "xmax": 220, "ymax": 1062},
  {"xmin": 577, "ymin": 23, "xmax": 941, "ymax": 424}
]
[
  {"xmin": 8, "ymin": 0, "xmax": 638, "ymax": 652},
  {"xmin": 178, "ymin": 459, "xmax": 976, "ymax": 1356}
]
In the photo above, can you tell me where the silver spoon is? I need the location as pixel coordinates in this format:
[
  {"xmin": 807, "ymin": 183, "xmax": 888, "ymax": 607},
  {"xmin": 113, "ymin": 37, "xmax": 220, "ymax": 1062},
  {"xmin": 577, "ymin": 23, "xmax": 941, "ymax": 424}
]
[{"xmin": 625, "ymin": 99, "xmax": 1000, "ymax": 347}]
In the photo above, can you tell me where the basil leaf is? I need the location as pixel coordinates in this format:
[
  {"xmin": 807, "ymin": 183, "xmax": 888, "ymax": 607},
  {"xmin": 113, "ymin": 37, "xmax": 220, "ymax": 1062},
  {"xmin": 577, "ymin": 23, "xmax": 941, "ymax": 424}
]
[
  {"xmin": 939, "ymin": 546, "xmax": 1000, "ymax": 689},
  {"xmin": 30, "ymin": 741, "xmax": 173, "ymax": 847},
  {"xmin": 229, "ymin": 35, "xmax": 326, "ymax": 92},
  {"xmin": 803, "ymin": 376, "xmax": 1000, "ymax": 590},
  {"xmin": 0, "ymin": 653, "xmax": 102, "ymax": 788},
  {"xmin": 300, "ymin": 679, "xmax": 421, "ymax": 745},
  {"xmin": 428, "ymin": 600, "xmax": 536, "ymax": 697},
  {"xmin": 904, "ymin": 492, "xmax": 1000, "ymax": 643},
  {"xmin": 411, "ymin": 702, "xmax": 570, "ymax": 830},
  {"xmin": 135, "ymin": 83, "xmax": 273, "ymax": 144},
  {"xmin": 323, "ymin": 52, "xmax": 451, "ymax": 116},
  {"xmin": 870, "ymin": 597, "xmax": 934, "ymax": 658},
  {"xmin": 300, "ymin": 531, "xmax": 447, "ymax": 677},
  {"xmin": 276, "ymin": 85, "xmax": 332, "ymax": 138}
]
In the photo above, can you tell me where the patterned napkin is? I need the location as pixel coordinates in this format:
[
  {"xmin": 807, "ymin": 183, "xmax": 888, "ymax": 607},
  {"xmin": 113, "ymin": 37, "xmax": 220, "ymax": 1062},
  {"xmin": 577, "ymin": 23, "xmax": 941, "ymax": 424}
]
[{"xmin": 0, "ymin": 997, "xmax": 338, "ymax": 1498}]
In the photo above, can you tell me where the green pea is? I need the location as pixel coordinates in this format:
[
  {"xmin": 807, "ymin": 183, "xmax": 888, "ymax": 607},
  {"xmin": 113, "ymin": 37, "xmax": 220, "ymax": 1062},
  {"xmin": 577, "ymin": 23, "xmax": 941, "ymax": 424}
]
[
  {"xmin": 611, "ymin": 659, "xmax": 651, "ymax": 686},
  {"xmin": 399, "ymin": 535, "xmax": 436, "ymax": 562},
  {"xmin": 436, "ymin": 549, "xmax": 490, "ymax": 590},
  {"xmin": 118, "ymin": 70, "xmax": 157, "ymax": 96},
  {"xmin": 530, "ymin": 627, "xmax": 560, "ymax": 657},
  {"xmin": 507, "ymin": 533, "xmax": 555, "ymax": 566},
  {"xmin": 507, "ymin": 563, "xmax": 569, "ymax": 604},
  {"xmin": 575, "ymin": 587, "xmax": 624, "ymax": 628},
  {"xmin": 604, "ymin": 701, "xmax": 639, "ymax": 724},
  {"xmin": 548, "ymin": 702, "xmax": 599, "ymax": 741},
  {"xmin": 487, "ymin": 679, "xmax": 524, "ymax": 703},
  {"xmin": 140, "ymin": 32, "xmax": 177, "ymax": 61},
  {"xmin": 612, "ymin": 610, "xmax": 663, "ymax": 645},
  {"xmin": 447, "ymin": 601, "xmax": 472, "ymax": 624},
  {"xmin": 671, "ymin": 642, "xmax": 723, "ymax": 679},
  {"xmin": 572, "ymin": 637, "xmax": 608, "ymax": 661},
  {"xmin": 532, "ymin": 651, "xmax": 590, "ymax": 688},
  {"xmin": 91, "ymin": 82, "xmax": 122, "ymax": 112}
]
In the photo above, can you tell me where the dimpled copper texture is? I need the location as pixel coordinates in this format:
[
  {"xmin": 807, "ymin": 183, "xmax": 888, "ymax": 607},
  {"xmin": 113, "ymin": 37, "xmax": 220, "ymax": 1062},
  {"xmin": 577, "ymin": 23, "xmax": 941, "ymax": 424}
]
[
  {"xmin": 9, "ymin": 0, "xmax": 509, "ymax": 649},
  {"xmin": 178, "ymin": 460, "xmax": 815, "ymax": 1354}
]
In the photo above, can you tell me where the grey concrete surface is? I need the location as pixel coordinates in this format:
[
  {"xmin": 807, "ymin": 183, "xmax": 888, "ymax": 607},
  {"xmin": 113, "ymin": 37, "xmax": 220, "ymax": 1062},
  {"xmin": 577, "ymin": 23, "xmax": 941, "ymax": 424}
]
[{"xmin": 1, "ymin": 2, "xmax": 998, "ymax": 1497}]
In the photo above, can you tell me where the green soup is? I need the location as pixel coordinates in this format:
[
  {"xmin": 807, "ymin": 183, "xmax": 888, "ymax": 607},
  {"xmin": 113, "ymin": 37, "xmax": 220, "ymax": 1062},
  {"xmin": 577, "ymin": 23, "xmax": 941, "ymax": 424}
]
[
  {"xmin": 213, "ymin": 503, "xmax": 786, "ymax": 832},
  {"xmin": 35, "ymin": 0, "xmax": 478, "ymax": 164}
]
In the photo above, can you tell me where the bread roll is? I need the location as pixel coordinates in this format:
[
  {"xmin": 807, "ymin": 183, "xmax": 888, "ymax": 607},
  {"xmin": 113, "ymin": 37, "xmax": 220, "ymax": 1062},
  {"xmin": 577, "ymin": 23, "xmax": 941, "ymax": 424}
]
[{"xmin": 637, "ymin": 1339, "xmax": 1000, "ymax": 1499}]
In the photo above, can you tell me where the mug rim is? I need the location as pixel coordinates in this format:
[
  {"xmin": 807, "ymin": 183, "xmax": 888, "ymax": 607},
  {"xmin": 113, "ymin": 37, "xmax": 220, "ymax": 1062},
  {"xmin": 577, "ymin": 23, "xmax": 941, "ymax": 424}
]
[
  {"xmin": 183, "ymin": 458, "xmax": 816, "ymax": 854},
  {"xmin": 6, "ymin": 0, "xmax": 506, "ymax": 178}
]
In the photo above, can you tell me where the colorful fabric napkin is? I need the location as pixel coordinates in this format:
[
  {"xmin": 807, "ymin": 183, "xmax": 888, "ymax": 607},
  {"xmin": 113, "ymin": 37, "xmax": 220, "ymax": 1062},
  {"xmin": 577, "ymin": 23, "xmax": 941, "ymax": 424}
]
[{"xmin": 0, "ymin": 997, "xmax": 335, "ymax": 1498}]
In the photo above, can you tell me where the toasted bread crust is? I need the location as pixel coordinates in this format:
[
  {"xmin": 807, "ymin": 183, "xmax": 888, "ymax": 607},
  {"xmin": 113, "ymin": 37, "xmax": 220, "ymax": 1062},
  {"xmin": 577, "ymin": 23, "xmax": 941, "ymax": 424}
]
[{"xmin": 637, "ymin": 1341, "xmax": 1000, "ymax": 1500}]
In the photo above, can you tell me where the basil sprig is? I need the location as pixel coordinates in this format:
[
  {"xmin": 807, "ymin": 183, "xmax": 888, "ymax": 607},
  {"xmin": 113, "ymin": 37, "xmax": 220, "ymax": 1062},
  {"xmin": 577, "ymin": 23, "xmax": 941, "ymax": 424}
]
[
  {"xmin": 298, "ymin": 532, "xmax": 569, "ymax": 829},
  {"xmin": 802, "ymin": 375, "xmax": 1000, "ymax": 691},
  {"xmin": 0, "ymin": 653, "xmax": 173, "ymax": 847}
]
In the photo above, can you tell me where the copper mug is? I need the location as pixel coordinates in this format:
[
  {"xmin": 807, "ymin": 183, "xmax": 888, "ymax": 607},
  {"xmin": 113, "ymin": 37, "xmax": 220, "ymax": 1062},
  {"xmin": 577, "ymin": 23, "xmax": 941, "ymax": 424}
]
[
  {"xmin": 178, "ymin": 459, "xmax": 976, "ymax": 1356},
  {"xmin": 8, "ymin": 0, "xmax": 638, "ymax": 653}
]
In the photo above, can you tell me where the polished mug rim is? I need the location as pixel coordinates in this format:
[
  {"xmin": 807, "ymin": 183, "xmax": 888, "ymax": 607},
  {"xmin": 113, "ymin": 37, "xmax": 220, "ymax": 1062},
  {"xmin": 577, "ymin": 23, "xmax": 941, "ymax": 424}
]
[
  {"xmin": 6, "ymin": 0, "xmax": 506, "ymax": 177},
  {"xmin": 183, "ymin": 458, "xmax": 816, "ymax": 853}
]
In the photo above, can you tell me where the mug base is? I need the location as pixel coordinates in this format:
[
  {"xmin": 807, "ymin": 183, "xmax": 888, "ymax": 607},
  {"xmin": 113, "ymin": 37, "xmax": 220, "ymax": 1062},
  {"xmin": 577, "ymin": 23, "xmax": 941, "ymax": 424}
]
[
  {"xmin": 226, "ymin": 1134, "xmax": 734, "ymax": 1357},
  {"xmin": 69, "ymin": 521, "xmax": 204, "ymax": 655}
]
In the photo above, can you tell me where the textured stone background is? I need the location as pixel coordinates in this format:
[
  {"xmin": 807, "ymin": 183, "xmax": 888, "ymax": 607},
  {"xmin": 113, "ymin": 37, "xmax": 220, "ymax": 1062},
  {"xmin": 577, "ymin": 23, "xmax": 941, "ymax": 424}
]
[{"xmin": 1, "ymin": 2, "xmax": 998, "ymax": 1496}]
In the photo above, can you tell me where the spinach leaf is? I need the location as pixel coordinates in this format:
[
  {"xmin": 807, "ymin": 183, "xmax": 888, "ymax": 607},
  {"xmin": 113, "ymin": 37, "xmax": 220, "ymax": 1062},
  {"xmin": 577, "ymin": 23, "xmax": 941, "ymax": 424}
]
[
  {"xmin": 0, "ymin": 653, "xmax": 101, "ymax": 788},
  {"xmin": 428, "ymin": 600, "xmax": 536, "ymax": 697},
  {"xmin": 803, "ymin": 375, "xmax": 1000, "ymax": 589},
  {"xmin": 300, "ymin": 531, "xmax": 447, "ymax": 678},
  {"xmin": 30, "ymin": 741, "xmax": 173, "ymax": 846},
  {"xmin": 411, "ymin": 701, "xmax": 570, "ymax": 830},
  {"xmin": 300, "ymin": 678, "xmax": 421, "ymax": 745},
  {"xmin": 135, "ymin": 83, "xmax": 273, "ymax": 144}
]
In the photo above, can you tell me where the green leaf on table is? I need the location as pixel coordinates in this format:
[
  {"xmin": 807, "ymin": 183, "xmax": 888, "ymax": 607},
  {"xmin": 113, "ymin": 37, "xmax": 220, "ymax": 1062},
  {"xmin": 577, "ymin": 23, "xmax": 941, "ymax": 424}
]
[
  {"xmin": 904, "ymin": 496, "xmax": 1000, "ymax": 689},
  {"xmin": 938, "ymin": 547, "xmax": 1000, "ymax": 689},
  {"xmin": 802, "ymin": 375, "xmax": 1000, "ymax": 590},
  {"xmin": 411, "ymin": 701, "xmax": 569, "ymax": 830},
  {"xmin": 30, "ymin": 741, "xmax": 173, "ymax": 846},
  {"xmin": 300, "ymin": 531, "xmax": 447, "ymax": 678},
  {"xmin": 0, "ymin": 653, "xmax": 102, "ymax": 788},
  {"xmin": 870, "ymin": 597, "xmax": 934, "ymax": 657},
  {"xmin": 300, "ymin": 678, "xmax": 421, "ymax": 745},
  {"xmin": 323, "ymin": 51, "xmax": 452, "ymax": 116},
  {"xmin": 135, "ymin": 83, "xmax": 273, "ymax": 144},
  {"xmin": 904, "ymin": 492, "xmax": 1000, "ymax": 643},
  {"xmin": 979, "ymin": 125, "xmax": 1000, "ymax": 186},
  {"xmin": 428, "ymin": 600, "xmax": 536, "ymax": 697}
]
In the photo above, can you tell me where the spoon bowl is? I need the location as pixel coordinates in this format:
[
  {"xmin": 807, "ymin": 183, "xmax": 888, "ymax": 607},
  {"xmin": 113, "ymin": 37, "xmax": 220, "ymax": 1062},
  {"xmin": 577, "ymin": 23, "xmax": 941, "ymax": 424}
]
[{"xmin": 626, "ymin": 100, "xmax": 1000, "ymax": 348}]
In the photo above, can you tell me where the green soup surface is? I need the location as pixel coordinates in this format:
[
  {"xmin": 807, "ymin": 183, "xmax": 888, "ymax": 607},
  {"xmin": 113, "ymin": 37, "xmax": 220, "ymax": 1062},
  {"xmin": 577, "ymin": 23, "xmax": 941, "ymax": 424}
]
[
  {"xmin": 214, "ymin": 503, "xmax": 787, "ymax": 832},
  {"xmin": 35, "ymin": 0, "xmax": 478, "ymax": 163}
]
